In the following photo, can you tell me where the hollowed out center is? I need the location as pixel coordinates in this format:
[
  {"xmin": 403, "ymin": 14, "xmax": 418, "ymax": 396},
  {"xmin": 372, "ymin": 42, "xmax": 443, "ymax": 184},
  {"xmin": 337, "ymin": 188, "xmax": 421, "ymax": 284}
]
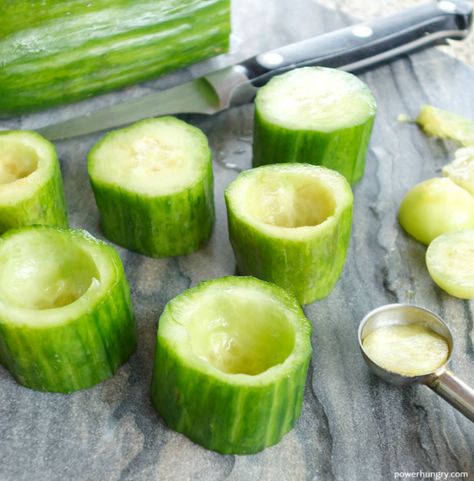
[
  {"xmin": 188, "ymin": 290, "xmax": 295, "ymax": 375},
  {"xmin": 246, "ymin": 173, "xmax": 336, "ymax": 228},
  {"xmin": 0, "ymin": 232, "xmax": 100, "ymax": 310},
  {"xmin": 0, "ymin": 142, "xmax": 38, "ymax": 185}
]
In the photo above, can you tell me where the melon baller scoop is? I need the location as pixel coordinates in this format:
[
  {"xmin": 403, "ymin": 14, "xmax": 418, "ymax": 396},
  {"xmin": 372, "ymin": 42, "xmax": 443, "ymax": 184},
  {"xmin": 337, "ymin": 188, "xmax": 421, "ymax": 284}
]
[{"xmin": 358, "ymin": 303, "xmax": 474, "ymax": 422}]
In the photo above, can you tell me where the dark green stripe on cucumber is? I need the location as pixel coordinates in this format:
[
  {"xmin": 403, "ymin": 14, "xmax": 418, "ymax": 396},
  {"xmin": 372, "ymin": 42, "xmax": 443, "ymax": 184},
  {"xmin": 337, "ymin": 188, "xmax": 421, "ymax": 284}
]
[
  {"xmin": 252, "ymin": 67, "xmax": 377, "ymax": 184},
  {"xmin": 0, "ymin": 226, "xmax": 136, "ymax": 393},
  {"xmin": 88, "ymin": 117, "xmax": 215, "ymax": 258}
]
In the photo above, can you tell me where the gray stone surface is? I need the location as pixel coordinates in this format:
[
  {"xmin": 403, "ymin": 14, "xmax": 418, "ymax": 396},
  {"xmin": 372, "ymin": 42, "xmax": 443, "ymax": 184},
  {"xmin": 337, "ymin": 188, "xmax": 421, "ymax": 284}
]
[{"xmin": 0, "ymin": 1, "xmax": 473, "ymax": 480}]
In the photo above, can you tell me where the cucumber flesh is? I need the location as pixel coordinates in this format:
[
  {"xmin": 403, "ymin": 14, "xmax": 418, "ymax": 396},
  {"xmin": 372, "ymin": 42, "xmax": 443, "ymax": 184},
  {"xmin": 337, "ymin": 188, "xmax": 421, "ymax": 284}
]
[
  {"xmin": 0, "ymin": 131, "xmax": 68, "ymax": 233},
  {"xmin": 416, "ymin": 105, "xmax": 474, "ymax": 146},
  {"xmin": 398, "ymin": 177, "xmax": 474, "ymax": 245},
  {"xmin": 426, "ymin": 230, "xmax": 474, "ymax": 299},
  {"xmin": 442, "ymin": 147, "xmax": 474, "ymax": 195},
  {"xmin": 88, "ymin": 117, "xmax": 214, "ymax": 257},
  {"xmin": 252, "ymin": 67, "xmax": 376, "ymax": 184},
  {"xmin": 225, "ymin": 164, "xmax": 353, "ymax": 304},
  {"xmin": 0, "ymin": 226, "xmax": 136, "ymax": 392},
  {"xmin": 151, "ymin": 276, "xmax": 312, "ymax": 454}
]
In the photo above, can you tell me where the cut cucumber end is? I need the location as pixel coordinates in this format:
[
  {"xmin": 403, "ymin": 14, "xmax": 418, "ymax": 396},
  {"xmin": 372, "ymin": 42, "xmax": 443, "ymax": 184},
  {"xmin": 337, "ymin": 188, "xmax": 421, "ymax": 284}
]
[
  {"xmin": 398, "ymin": 177, "xmax": 474, "ymax": 245},
  {"xmin": 0, "ymin": 226, "xmax": 136, "ymax": 392},
  {"xmin": 88, "ymin": 117, "xmax": 214, "ymax": 257},
  {"xmin": 252, "ymin": 67, "xmax": 376, "ymax": 184},
  {"xmin": 225, "ymin": 164, "xmax": 353, "ymax": 304},
  {"xmin": 0, "ymin": 131, "xmax": 68, "ymax": 232},
  {"xmin": 426, "ymin": 230, "xmax": 474, "ymax": 299},
  {"xmin": 151, "ymin": 276, "xmax": 312, "ymax": 454}
]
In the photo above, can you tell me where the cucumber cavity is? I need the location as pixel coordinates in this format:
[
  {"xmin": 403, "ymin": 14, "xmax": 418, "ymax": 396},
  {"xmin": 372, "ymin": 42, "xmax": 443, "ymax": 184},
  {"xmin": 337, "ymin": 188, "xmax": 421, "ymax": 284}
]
[
  {"xmin": 0, "ymin": 142, "xmax": 38, "ymax": 185},
  {"xmin": 187, "ymin": 288, "xmax": 295, "ymax": 375}
]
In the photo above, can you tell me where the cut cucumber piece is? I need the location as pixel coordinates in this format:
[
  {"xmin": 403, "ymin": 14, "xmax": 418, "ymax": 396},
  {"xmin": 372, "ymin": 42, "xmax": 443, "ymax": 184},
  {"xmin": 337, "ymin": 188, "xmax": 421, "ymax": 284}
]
[
  {"xmin": 225, "ymin": 163, "xmax": 353, "ymax": 305},
  {"xmin": 426, "ymin": 230, "xmax": 474, "ymax": 299},
  {"xmin": 151, "ymin": 276, "xmax": 312, "ymax": 454},
  {"xmin": 0, "ymin": 226, "xmax": 136, "ymax": 392},
  {"xmin": 416, "ymin": 105, "xmax": 474, "ymax": 146},
  {"xmin": 398, "ymin": 177, "xmax": 474, "ymax": 245},
  {"xmin": 252, "ymin": 67, "xmax": 377, "ymax": 184},
  {"xmin": 442, "ymin": 147, "xmax": 474, "ymax": 195},
  {"xmin": 88, "ymin": 117, "xmax": 214, "ymax": 257},
  {"xmin": 0, "ymin": 131, "xmax": 67, "ymax": 233}
]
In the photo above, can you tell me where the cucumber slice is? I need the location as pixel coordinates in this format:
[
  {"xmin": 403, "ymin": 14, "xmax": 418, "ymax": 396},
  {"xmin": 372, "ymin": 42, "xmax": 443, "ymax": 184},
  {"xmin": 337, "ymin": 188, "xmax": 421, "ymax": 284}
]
[
  {"xmin": 0, "ymin": 131, "xmax": 68, "ymax": 233},
  {"xmin": 416, "ymin": 105, "xmax": 474, "ymax": 146},
  {"xmin": 88, "ymin": 117, "xmax": 214, "ymax": 257},
  {"xmin": 151, "ymin": 276, "xmax": 312, "ymax": 454},
  {"xmin": 0, "ymin": 226, "xmax": 136, "ymax": 392},
  {"xmin": 426, "ymin": 230, "xmax": 474, "ymax": 299},
  {"xmin": 252, "ymin": 67, "xmax": 377, "ymax": 184},
  {"xmin": 224, "ymin": 163, "xmax": 353, "ymax": 304},
  {"xmin": 442, "ymin": 147, "xmax": 474, "ymax": 195},
  {"xmin": 398, "ymin": 177, "xmax": 474, "ymax": 245}
]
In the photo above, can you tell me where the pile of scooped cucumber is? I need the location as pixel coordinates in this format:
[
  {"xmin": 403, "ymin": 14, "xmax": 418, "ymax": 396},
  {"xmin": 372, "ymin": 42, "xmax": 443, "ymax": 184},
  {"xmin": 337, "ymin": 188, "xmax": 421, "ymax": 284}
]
[
  {"xmin": 399, "ymin": 105, "xmax": 474, "ymax": 299},
  {"xmin": 0, "ymin": 66, "xmax": 378, "ymax": 454}
]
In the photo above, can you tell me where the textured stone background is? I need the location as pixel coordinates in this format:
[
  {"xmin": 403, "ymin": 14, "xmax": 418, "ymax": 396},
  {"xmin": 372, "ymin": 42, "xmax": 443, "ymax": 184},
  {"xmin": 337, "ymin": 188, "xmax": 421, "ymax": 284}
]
[{"xmin": 0, "ymin": 1, "xmax": 473, "ymax": 481}]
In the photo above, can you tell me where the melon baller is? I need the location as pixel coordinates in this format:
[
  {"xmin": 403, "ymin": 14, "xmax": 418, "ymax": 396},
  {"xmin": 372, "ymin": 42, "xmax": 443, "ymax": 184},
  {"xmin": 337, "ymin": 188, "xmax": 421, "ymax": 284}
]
[{"xmin": 358, "ymin": 303, "xmax": 474, "ymax": 422}]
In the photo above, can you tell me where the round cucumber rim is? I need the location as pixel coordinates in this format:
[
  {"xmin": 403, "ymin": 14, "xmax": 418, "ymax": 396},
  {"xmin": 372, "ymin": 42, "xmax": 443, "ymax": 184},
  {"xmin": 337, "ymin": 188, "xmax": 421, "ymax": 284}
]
[
  {"xmin": 87, "ymin": 116, "xmax": 212, "ymax": 198},
  {"xmin": 225, "ymin": 163, "xmax": 353, "ymax": 241},
  {"xmin": 157, "ymin": 276, "xmax": 312, "ymax": 386},
  {"xmin": 0, "ymin": 130, "xmax": 58, "ymax": 205},
  {"xmin": 426, "ymin": 229, "xmax": 474, "ymax": 299},
  {"xmin": 255, "ymin": 66, "xmax": 377, "ymax": 133},
  {"xmin": 0, "ymin": 226, "xmax": 123, "ymax": 328}
]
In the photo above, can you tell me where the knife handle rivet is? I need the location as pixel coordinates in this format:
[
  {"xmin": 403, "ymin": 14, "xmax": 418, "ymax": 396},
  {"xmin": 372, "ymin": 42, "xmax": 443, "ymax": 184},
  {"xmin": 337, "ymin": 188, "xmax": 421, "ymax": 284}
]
[
  {"xmin": 437, "ymin": 1, "xmax": 457, "ymax": 13},
  {"xmin": 351, "ymin": 25, "xmax": 373, "ymax": 38},
  {"xmin": 258, "ymin": 52, "xmax": 284, "ymax": 67}
]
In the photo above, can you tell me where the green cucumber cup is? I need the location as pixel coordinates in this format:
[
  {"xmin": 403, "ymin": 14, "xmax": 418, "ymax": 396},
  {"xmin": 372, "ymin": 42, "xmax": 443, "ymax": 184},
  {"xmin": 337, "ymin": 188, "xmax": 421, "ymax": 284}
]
[
  {"xmin": 88, "ymin": 117, "xmax": 214, "ymax": 257},
  {"xmin": 151, "ymin": 276, "xmax": 312, "ymax": 454},
  {"xmin": 0, "ymin": 130, "xmax": 67, "ymax": 233},
  {"xmin": 0, "ymin": 226, "xmax": 136, "ymax": 392},
  {"xmin": 252, "ymin": 67, "xmax": 377, "ymax": 184},
  {"xmin": 225, "ymin": 164, "xmax": 353, "ymax": 305}
]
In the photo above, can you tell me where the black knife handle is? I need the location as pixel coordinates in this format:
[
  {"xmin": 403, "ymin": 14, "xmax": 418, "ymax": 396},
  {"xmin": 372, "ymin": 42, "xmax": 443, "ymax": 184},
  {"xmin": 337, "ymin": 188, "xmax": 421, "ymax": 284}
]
[{"xmin": 241, "ymin": 0, "xmax": 473, "ymax": 87}]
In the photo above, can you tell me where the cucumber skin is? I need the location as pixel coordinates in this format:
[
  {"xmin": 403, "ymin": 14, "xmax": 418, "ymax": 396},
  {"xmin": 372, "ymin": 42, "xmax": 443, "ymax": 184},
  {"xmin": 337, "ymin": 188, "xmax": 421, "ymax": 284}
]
[
  {"xmin": 89, "ymin": 161, "xmax": 214, "ymax": 258},
  {"xmin": 0, "ymin": 0, "xmax": 230, "ymax": 115},
  {"xmin": 0, "ymin": 133, "xmax": 68, "ymax": 233},
  {"xmin": 252, "ymin": 108, "xmax": 375, "ymax": 185},
  {"xmin": 0, "ymin": 230, "xmax": 136, "ymax": 393},
  {"xmin": 151, "ymin": 277, "xmax": 312, "ymax": 454},
  {"xmin": 152, "ymin": 338, "xmax": 309, "ymax": 454}
]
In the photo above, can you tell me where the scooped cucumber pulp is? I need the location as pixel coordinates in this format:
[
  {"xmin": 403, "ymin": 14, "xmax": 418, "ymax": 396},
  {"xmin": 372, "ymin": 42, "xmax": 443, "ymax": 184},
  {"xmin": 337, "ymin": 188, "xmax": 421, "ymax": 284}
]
[
  {"xmin": 88, "ymin": 116, "xmax": 214, "ymax": 257},
  {"xmin": 0, "ymin": 131, "xmax": 68, "ymax": 233},
  {"xmin": 225, "ymin": 164, "xmax": 353, "ymax": 305},
  {"xmin": 151, "ymin": 276, "xmax": 312, "ymax": 454},
  {"xmin": 0, "ymin": 226, "xmax": 136, "ymax": 392},
  {"xmin": 426, "ymin": 230, "xmax": 474, "ymax": 299},
  {"xmin": 252, "ymin": 67, "xmax": 377, "ymax": 184},
  {"xmin": 416, "ymin": 105, "xmax": 474, "ymax": 147}
]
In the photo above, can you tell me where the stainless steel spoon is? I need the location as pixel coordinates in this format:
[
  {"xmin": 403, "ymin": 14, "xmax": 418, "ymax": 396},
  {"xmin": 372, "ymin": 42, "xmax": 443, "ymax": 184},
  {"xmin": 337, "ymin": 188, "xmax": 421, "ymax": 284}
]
[{"xmin": 358, "ymin": 303, "xmax": 474, "ymax": 422}]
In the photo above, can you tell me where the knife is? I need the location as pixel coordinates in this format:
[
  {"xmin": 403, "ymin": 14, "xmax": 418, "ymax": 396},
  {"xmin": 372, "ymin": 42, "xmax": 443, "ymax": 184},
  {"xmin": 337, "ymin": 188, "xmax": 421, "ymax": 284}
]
[{"xmin": 38, "ymin": 0, "xmax": 472, "ymax": 141}]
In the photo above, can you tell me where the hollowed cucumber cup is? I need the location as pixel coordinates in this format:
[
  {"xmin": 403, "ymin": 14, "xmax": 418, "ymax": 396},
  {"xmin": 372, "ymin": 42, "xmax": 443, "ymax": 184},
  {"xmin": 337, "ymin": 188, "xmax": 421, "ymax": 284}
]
[
  {"xmin": 151, "ymin": 276, "xmax": 312, "ymax": 454},
  {"xmin": 0, "ymin": 226, "xmax": 136, "ymax": 392},
  {"xmin": 225, "ymin": 164, "xmax": 353, "ymax": 305},
  {"xmin": 252, "ymin": 67, "xmax": 376, "ymax": 184},
  {"xmin": 88, "ymin": 116, "xmax": 214, "ymax": 258},
  {"xmin": 0, "ymin": 130, "xmax": 68, "ymax": 233}
]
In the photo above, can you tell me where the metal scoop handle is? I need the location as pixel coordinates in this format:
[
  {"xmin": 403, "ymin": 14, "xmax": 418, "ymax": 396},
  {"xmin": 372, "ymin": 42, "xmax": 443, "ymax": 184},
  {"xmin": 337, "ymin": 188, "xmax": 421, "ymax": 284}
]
[{"xmin": 427, "ymin": 369, "xmax": 474, "ymax": 422}]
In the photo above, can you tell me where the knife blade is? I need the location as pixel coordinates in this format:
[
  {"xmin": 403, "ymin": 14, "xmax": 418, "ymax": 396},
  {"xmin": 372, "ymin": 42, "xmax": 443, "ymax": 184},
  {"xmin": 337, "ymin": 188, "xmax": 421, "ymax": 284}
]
[{"xmin": 38, "ymin": 0, "xmax": 472, "ymax": 141}]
